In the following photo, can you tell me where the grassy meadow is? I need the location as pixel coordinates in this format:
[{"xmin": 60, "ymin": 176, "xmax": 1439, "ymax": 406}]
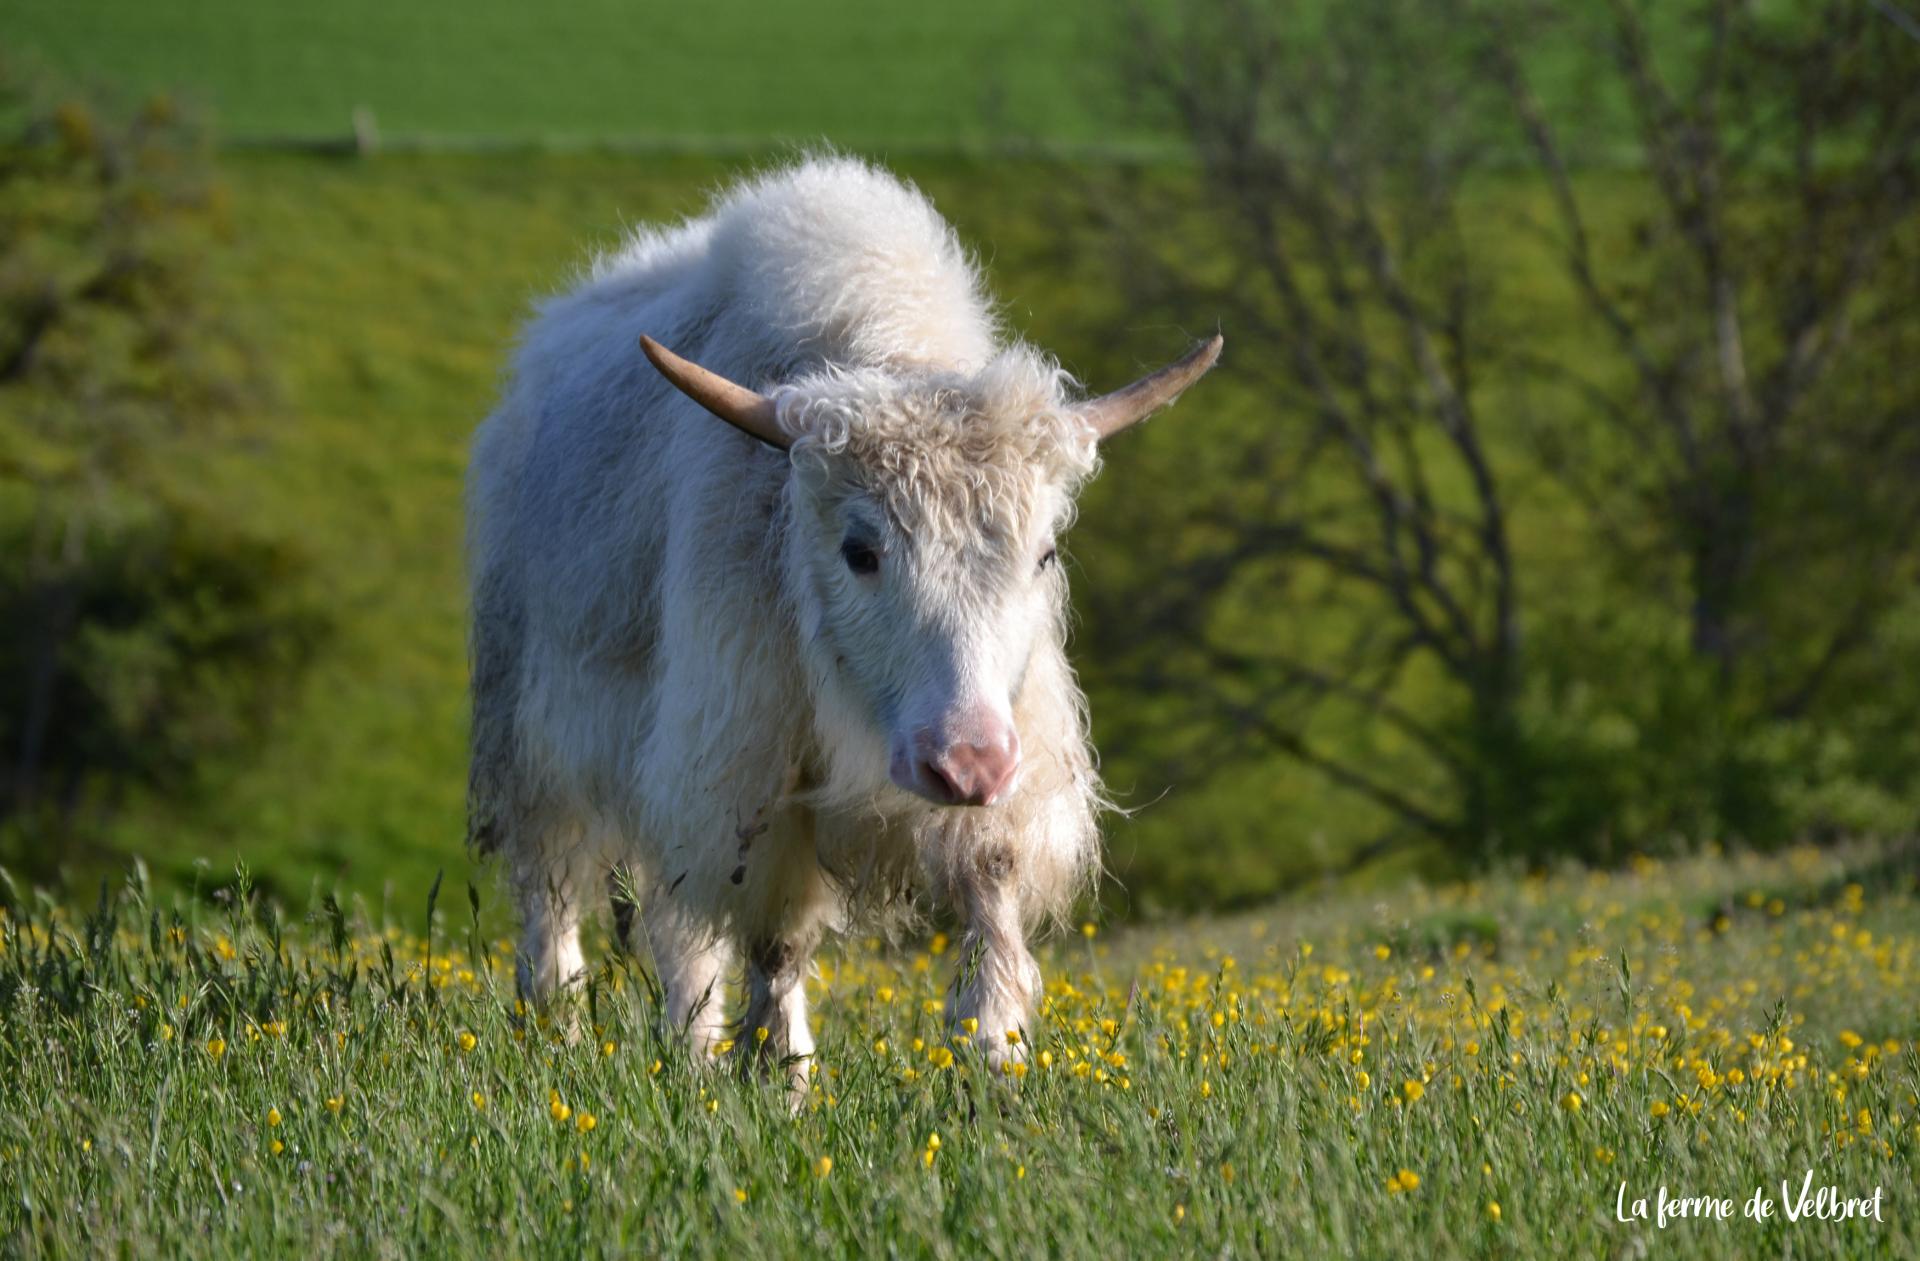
[{"xmin": 3, "ymin": 842, "xmax": 1914, "ymax": 1257}]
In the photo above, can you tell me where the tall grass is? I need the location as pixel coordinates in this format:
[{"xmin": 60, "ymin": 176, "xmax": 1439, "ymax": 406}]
[{"xmin": 3, "ymin": 843, "xmax": 1912, "ymax": 1257}]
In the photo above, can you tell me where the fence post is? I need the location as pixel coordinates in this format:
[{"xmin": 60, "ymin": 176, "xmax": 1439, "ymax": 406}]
[{"xmin": 352, "ymin": 106, "xmax": 380, "ymax": 156}]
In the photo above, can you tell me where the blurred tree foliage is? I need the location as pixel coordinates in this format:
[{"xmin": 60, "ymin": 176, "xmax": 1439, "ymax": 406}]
[
  {"xmin": 0, "ymin": 68, "xmax": 327, "ymax": 874},
  {"xmin": 1091, "ymin": 0, "xmax": 1920, "ymax": 873}
]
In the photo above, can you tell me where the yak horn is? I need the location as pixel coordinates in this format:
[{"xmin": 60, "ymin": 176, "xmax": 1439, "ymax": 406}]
[
  {"xmin": 1076, "ymin": 334, "xmax": 1224, "ymax": 440},
  {"xmin": 640, "ymin": 335, "xmax": 789, "ymax": 449}
]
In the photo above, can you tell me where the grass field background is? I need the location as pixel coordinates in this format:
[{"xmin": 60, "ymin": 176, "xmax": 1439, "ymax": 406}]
[
  {"xmin": 8, "ymin": 0, "xmax": 1144, "ymax": 151},
  {"xmin": 8, "ymin": 0, "xmax": 1650, "ymax": 157}
]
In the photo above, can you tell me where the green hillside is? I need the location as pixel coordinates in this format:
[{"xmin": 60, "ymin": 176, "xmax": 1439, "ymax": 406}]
[{"xmin": 7, "ymin": 0, "xmax": 1147, "ymax": 151}]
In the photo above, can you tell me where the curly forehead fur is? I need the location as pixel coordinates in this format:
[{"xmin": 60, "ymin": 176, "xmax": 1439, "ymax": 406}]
[{"xmin": 779, "ymin": 350, "xmax": 1101, "ymax": 536}]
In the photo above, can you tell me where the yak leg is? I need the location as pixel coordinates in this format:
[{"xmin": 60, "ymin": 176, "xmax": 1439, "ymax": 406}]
[
  {"xmin": 514, "ymin": 845, "xmax": 591, "ymax": 1003},
  {"xmin": 649, "ymin": 910, "xmax": 734, "ymax": 1060},
  {"xmin": 741, "ymin": 929, "xmax": 822, "ymax": 1102},
  {"xmin": 951, "ymin": 844, "xmax": 1042, "ymax": 1071},
  {"xmin": 733, "ymin": 791, "xmax": 831, "ymax": 1101}
]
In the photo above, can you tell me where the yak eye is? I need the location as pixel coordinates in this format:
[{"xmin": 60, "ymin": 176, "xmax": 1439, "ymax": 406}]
[
  {"xmin": 841, "ymin": 539, "xmax": 880, "ymax": 576},
  {"xmin": 1038, "ymin": 546, "xmax": 1058, "ymax": 573}
]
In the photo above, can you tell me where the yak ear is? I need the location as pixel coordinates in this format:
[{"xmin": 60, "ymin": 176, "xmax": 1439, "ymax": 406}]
[
  {"xmin": 640, "ymin": 335, "xmax": 790, "ymax": 450},
  {"xmin": 1074, "ymin": 335, "xmax": 1223, "ymax": 440}
]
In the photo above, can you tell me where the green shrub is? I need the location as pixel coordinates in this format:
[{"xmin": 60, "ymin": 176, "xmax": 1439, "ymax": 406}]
[{"xmin": 0, "ymin": 68, "xmax": 327, "ymax": 871}]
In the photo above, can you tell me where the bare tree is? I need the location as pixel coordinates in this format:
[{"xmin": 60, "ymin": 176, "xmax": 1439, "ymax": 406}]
[
  {"xmin": 1485, "ymin": 0, "xmax": 1920, "ymax": 713},
  {"xmin": 1088, "ymin": 0, "xmax": 1920, "ymax": 862},
  {"xmin": 1086, "ymin": 0, "xmax": 1525, "ymax": 858}
]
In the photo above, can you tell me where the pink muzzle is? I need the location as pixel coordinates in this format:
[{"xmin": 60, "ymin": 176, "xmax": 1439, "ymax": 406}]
[{"xmin": 891, "ymin": 710, "xmax": 1021, "ymax": 807}]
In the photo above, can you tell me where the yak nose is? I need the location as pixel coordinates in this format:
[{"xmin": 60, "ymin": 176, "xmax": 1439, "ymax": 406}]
[{"xmin": 904, "ymin": 720, "xmax": 1021, "ymax": 807}]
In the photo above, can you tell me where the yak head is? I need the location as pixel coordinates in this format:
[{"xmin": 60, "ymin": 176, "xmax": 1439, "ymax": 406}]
[{"xmin": 641, "ymin": 334, "xmax": 1220, "ymax": 809}]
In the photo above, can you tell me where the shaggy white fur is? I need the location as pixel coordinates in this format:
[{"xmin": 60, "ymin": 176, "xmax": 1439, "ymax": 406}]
[{"xmin": 467, "ymin": 155, "xmax": 1194, "ymax": 1083}]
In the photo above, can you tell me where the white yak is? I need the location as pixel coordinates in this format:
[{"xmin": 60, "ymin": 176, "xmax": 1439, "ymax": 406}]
[{"xmin": 466, "ymin": 156, "xmax": 1219, "ymax": 1083}]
